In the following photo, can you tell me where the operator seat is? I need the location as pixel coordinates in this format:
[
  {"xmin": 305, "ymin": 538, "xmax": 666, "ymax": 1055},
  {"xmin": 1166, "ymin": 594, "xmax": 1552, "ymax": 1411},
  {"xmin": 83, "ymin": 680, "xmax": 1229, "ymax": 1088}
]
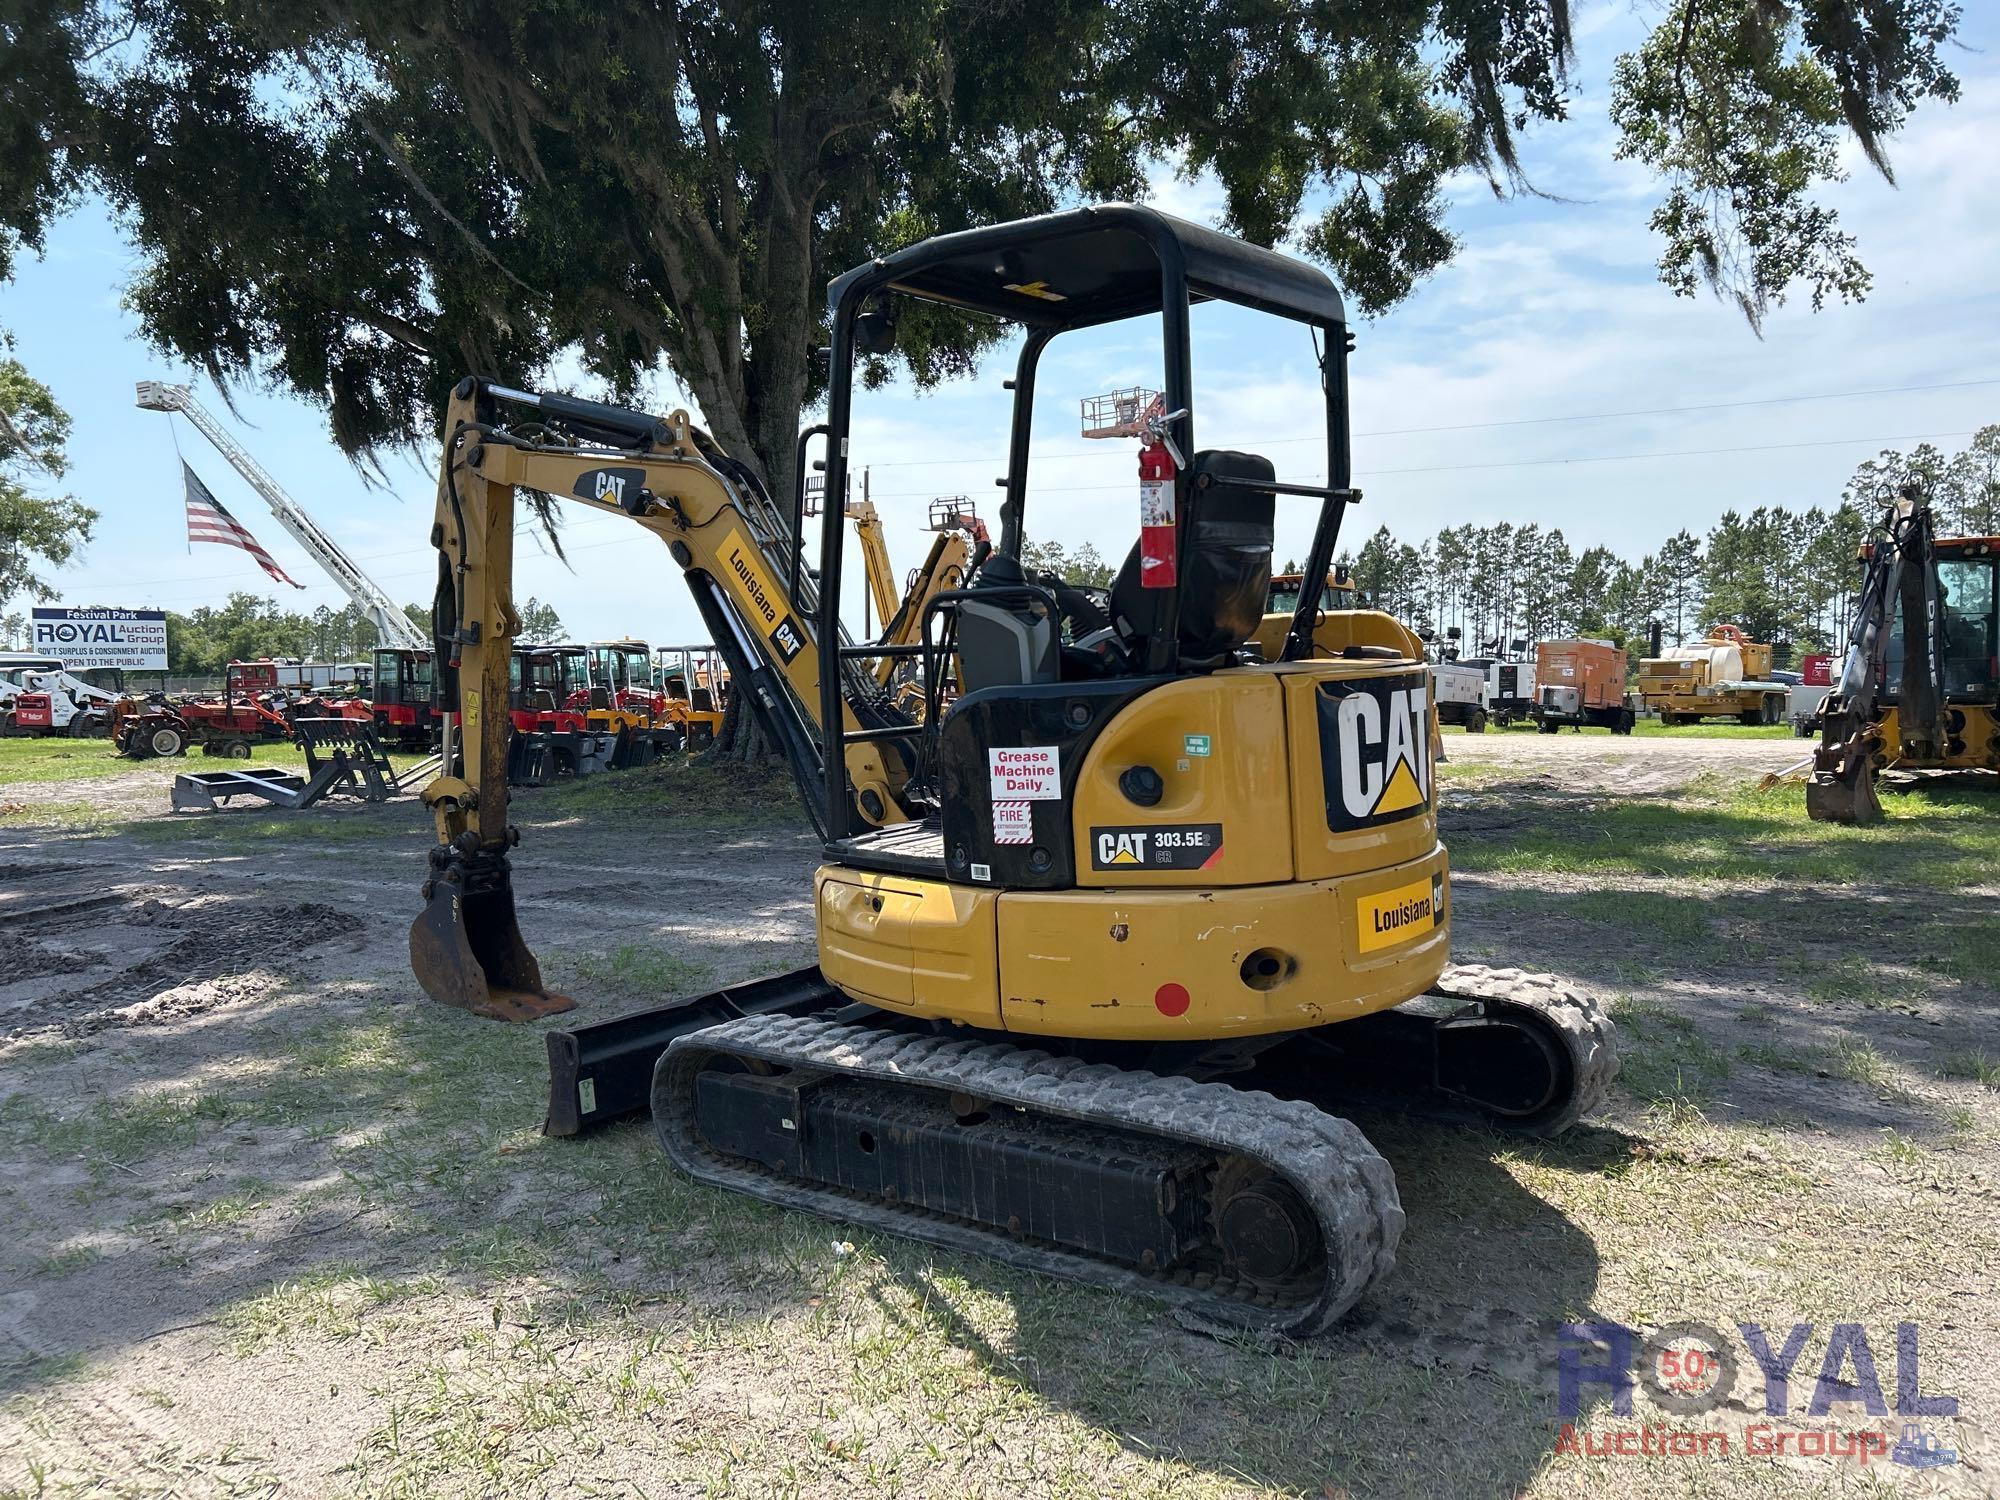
[
  {"xmin": 1108, "ymin": 449, "xmax": 1276, "ymax": 663},
  {"xmin": 955, "ymin": 551, "xmax": 1059, "ymax": 693}
]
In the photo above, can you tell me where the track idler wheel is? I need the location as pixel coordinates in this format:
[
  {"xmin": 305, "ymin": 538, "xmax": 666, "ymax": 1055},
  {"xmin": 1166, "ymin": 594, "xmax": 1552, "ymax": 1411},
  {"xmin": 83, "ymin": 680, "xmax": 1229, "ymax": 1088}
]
[
  {"xmin": 410, "ymin": 835, "xmax": 574, "ymax": 1023},
  {"xmin": 1211, "ymin": 1158, "xmax": 1325, "ymax": 1292}
]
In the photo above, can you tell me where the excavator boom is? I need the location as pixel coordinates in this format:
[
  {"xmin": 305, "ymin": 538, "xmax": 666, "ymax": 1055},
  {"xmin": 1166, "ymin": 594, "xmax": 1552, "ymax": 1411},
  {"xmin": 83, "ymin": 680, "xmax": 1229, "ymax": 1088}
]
[{"xmin": 410, "ymin": 379, "xmax": 924, "ymax": 1019}]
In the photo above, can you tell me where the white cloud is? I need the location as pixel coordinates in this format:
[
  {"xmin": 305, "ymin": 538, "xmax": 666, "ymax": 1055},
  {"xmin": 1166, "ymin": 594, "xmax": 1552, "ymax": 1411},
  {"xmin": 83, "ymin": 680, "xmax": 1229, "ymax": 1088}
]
[{"xmin": 15, "ymin": 18, "xmax": 1999, "ymax": 650}]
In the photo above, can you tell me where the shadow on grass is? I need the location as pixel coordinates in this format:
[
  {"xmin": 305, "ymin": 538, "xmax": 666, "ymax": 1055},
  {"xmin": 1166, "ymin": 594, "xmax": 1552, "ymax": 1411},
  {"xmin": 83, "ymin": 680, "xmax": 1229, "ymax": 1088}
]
[
  {"xmin": 0, "ymin": 953, "xmax": 1625, "ymax": 1500},
  {"xmin": 848, "ymin": 1113, "xmax": 1620, "ymax": 1500},
  {"xmin": 1446, "ymin": 793, "xmax": 2000, "ymax": 1142}
]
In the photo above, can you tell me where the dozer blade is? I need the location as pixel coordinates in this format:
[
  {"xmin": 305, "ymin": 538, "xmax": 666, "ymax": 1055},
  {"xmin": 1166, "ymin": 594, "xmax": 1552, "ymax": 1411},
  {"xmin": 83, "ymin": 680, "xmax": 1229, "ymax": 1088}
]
[
  {"xmin": 1806, "ymin": 761, "xmax": 1883, "ymax": 825},
  {"xmin": 543, "ymin": 965, "xmax": 845, "ymax": 1135},
  {"xmin": 410, "ymin": 841, "xmax": 575, "ymax": 1022}
]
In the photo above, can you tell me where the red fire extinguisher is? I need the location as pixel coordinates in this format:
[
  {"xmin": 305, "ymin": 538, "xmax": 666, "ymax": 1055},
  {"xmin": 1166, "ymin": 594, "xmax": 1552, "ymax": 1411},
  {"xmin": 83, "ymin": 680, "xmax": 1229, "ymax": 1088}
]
[{"xmin": 1138, "ymin": 438, "xmax": 1177, "ymax": 589}]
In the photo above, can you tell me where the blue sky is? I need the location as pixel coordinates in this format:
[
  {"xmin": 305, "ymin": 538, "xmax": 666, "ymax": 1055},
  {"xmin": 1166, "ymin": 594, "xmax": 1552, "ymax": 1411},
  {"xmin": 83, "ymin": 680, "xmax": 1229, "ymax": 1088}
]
[{"xmin": 5, "ymin": 1, "xmax": 1997, "ymax": 648}]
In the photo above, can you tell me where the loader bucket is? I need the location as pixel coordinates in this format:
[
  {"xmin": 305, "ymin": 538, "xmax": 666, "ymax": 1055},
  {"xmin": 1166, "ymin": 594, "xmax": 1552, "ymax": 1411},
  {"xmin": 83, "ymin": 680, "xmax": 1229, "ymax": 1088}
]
[
  {"xmin": 410, "ymin": 842, "xmax": 576, "ymax": 1022},
  {"xmin": 1805, "ymin": 761, "xmax": 1883, "ymax": 826}
]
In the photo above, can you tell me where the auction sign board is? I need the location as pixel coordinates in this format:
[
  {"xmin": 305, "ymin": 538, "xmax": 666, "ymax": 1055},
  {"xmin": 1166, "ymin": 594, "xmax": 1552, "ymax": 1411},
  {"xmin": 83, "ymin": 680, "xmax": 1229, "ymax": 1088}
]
[{"xmin": 30, "ymin": 607, "xmax": 169, "ymax": 671}]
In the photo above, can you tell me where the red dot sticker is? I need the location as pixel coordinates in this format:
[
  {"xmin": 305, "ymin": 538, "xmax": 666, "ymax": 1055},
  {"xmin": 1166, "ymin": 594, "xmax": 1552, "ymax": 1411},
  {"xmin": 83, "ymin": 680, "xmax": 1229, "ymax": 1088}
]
[{"xmin": 1154, "ymin": 983, "xmax": 1191, "ymax": 1017}]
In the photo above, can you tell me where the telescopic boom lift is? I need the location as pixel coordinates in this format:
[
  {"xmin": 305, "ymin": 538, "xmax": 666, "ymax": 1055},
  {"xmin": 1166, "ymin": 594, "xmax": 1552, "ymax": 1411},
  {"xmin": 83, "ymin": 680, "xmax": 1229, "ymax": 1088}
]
[{"xmin": 135, "ymin": 381, "xmax": 427, "ymax": 651}]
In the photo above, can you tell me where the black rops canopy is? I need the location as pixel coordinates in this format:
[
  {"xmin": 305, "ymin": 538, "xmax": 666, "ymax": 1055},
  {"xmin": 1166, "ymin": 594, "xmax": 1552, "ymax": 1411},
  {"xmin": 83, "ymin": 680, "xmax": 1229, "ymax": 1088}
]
[{"xmin": 825, "ymin": 203, "xmax": 1347, "ymax": 329}]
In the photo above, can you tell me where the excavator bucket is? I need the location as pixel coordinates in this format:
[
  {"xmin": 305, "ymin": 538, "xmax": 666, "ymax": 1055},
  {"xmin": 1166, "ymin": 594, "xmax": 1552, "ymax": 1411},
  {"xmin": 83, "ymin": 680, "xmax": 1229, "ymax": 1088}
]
[
  {"xmin": 1805, "ymin": 760, "xmax": 1883, "ymax": 826},
  {"xmin": 410, "ymin": 842, "xmax": 575, "ymax": 1022}
]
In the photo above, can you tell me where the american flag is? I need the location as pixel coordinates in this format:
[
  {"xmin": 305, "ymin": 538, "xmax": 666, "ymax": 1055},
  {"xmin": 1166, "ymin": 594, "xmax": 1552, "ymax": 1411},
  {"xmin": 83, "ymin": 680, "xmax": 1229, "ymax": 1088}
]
[{"xmin": 183, "ymin": 462, "xmax": 302, "ymax": 587}]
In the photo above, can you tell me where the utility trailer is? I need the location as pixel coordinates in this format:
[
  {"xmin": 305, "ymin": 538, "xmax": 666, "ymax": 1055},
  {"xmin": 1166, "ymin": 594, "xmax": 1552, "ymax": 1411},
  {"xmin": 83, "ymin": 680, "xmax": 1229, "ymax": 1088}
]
[
  {"xmin": 1431, "ymin": 660, "xmax": 1489, "ymax": 731},
  {"xmin": 1487, "ymin": 659, "xmax": 1538, "ymax": 726},
  {"xmin": 1533, "ymin": 639, "xmax": 1634, "ymax": 733},
  {"xmin": 1790, "ymin": 653, "xmax": 1836, "ymax": 736},
  {"xmin": 1638, "ymin": 624, "xmax": 1790, "ymax": 725}
]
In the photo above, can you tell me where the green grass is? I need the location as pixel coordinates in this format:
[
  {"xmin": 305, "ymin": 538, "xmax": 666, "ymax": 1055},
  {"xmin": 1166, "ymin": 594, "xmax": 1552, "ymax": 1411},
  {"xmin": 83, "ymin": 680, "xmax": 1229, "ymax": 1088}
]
[
  {"xmin": 1449, "ymin": 773, "xmax": 2000, "ymax": 890},
  {"xmin": 1607, "ymin": 996, "xmax": 1733, "ymax": 1106},
  {"xmin": 225, "ymin": 1267, "xmax": 443, "ymax": 1354},
  {"xmin": 1937, "ymin": 1049, "xmax": 2000, "ymax": 1090},
  {"xmin": 1439, "ymin": 719, "xmax": 1795, "ymax": 740},
  {"xmin": 0, "ymin": 1085, "xmax": 245, "ymax": 1175},
  {"xmin": 156, "ymin": 1184, "xmax": 271, "ymax": 1234},
  {"xmin": 0, "ymin": 737, "xmax": 144, "ymax": 785},
  {"xmin": 1734, "ymin": 1036, "xmax": 1903, "ymax": 1093},
  {"xmin": 118, "ymin": 808, "xmax": 416, "ymax": 848},
  {"xmin": 559, "ymin": 942, "xmax": 712, "ymax": 996},
  {"xmin": 1878, "ymin": 1128, "xmax": 1925, "ymax": 1167},
  {"xmin": 1630, "ymin": 719, "xmax": 1796, "ymax": 739},
  {"xmin": 1798, "ymin": 955, "xmax": 1906, "ymax": 1010},
  {"xmin": 1736, "ymin": 1040, "xmax": 1812, "ymax": 1075},
  {"xmin": 532, "ymin": 753, "xmax": 800, "ymax": 828},
  {"xmin": 1482, "ymin": 886, "xmax": 1720, "ymax": 949},
  {"xmin": 0, "ymin": 797, "xmax": 123, "ymax": 829},
  {"xmin": 32, "ymin": 1244, "xmax": 103, "ymax": 1277},
  {"xmin": 0, "ymin": 736, "xmax": 430, "ymax": 788}
]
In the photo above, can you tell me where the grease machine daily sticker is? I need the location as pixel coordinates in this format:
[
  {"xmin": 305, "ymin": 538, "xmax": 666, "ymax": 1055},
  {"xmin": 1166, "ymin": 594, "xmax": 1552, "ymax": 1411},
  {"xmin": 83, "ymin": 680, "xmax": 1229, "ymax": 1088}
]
[
  {"xmin": 989, "ymin": 747, "xmax": 1060, "ymax": 846},
  {"xmin": 1316, "ymin": 671, "xmax": 1432, "ymax": 832},
  {"xmin": 1090, "ymin": 823, "xmax": 1224, "ymax": 871},
  {"xmin": 989, "ymin": 746, "xmax": 1061, "ymax": 800}
]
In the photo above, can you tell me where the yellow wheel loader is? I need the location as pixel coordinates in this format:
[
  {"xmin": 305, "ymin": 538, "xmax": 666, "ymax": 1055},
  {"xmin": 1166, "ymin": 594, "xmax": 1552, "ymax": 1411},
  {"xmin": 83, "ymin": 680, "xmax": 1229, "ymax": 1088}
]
[{"xmin": 411, "ymin": 205, "xmax": 1617, "ymax": 1337}]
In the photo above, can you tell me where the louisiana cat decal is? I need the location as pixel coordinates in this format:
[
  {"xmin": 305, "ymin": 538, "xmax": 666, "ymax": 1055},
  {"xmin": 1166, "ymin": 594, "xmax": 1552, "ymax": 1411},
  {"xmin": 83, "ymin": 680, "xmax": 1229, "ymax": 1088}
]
[{"xmin": 1316, "ymin": 671, "xmax": 1431, "ymax": 832}]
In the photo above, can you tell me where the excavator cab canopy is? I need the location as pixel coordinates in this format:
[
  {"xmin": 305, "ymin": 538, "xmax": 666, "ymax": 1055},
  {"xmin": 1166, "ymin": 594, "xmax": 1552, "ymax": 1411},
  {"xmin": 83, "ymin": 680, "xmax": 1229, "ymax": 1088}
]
[
  {"xmin": 818, "ymin": 204, "xmax": 1358, "ymax": 840},
  {"xmin": 510, "ymin": 644, "xmax": 588, "ymax": 711},
  {"xmin": 1876, "ymin": 535, "xmax": 2000, "ymax": 704},
  {"xmin": 371, "ymin": 648, "xmax": 432, "ymax": 708},
  {"xmin": 588, "ymin": 641, "xmax": 650, "ymax": 697}
]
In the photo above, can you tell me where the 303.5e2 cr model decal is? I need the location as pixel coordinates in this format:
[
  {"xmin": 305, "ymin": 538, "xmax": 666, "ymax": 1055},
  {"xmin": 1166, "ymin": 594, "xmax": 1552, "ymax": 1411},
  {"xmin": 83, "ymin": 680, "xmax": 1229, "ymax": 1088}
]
[
  {"xmin": 1090, "ymin": 823, "xmax": 1224, "ymax": 871},
  {"xmin": 1316, "ymin": 671, "xmax": 1432, "ymax": 832}
]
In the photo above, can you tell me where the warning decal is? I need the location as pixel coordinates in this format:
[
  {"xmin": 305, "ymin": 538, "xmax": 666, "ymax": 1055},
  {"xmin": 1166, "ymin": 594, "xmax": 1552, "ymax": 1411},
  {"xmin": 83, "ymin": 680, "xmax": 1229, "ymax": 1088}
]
[
  {"xmin": 989, "ymin": 746, "xmax": 1061, "ymax": 801},
  {"xmin": 992, "ymin": 801, "xmax": 1033, "ymax": 844}
]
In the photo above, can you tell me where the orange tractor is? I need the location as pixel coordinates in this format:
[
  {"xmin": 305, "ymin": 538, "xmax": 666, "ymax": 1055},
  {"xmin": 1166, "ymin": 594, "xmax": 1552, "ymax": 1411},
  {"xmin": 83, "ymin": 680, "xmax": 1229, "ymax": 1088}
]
[{"xmin": 113, "ymin": 660, "xmax": 298, "ymax": 759}]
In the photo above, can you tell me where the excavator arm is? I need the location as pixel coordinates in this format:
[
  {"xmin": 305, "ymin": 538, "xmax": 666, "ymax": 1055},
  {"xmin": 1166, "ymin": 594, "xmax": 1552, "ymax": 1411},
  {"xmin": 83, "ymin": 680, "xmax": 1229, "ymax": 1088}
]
[
  {"xmin": 846, "ymin": 500, "xmax": 902, "ymax": 633},
  {"xmin": 1807, "ymin": 486, "xmax": 1947, "ymax": 824},
  {"xmin": 411, "ymin": 378, "xmax": 922, "ymax": 1020}
]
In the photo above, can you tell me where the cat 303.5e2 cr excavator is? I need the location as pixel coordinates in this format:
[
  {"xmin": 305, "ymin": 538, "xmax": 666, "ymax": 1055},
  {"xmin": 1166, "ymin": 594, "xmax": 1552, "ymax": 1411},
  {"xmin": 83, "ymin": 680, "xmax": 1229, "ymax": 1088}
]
[{"xmin": 411, "ymin": 204, "xmax": 1618, "ymax": 1339}]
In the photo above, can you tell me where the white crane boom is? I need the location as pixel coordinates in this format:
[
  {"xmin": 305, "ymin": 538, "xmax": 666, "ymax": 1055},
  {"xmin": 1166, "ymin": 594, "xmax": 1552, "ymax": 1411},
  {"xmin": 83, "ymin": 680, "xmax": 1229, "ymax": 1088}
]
[{"xmin": 135, "ymin": 381, "xmax": 428, "ymax": 651}]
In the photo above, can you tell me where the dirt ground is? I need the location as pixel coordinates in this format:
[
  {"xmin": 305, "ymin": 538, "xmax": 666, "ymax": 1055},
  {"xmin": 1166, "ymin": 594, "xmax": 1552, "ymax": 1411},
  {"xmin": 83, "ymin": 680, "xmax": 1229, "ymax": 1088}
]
[{"xmin": 0, "ymin": 732, "xmax": 1995, "ymax": 1499}]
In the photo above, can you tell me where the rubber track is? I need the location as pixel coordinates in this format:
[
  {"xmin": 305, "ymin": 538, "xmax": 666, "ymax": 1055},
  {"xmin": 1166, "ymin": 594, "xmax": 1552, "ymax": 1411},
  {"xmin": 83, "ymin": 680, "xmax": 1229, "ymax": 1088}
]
[
  {"xmin": 1428, "ymin": 963, "xmax": 1620, "ymax": 1136},
  {"xmin": 654, "ymin": 1012, "xmax": 1405, "ymax": 1339}
]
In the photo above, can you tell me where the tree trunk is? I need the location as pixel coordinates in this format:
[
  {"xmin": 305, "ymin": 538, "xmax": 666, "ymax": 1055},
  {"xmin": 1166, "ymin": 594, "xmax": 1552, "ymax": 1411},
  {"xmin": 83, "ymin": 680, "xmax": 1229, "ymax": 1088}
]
[{"xmin": 705, "ymin": 688, "xmax": 778, "ymax": 766}]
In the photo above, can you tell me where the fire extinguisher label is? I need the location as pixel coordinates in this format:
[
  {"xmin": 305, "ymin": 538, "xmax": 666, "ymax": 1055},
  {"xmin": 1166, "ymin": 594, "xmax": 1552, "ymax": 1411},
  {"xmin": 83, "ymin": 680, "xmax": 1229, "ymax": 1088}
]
[{"xmin": 1139, "ymin": 478, "xmax": 1173, "ymax": 528}]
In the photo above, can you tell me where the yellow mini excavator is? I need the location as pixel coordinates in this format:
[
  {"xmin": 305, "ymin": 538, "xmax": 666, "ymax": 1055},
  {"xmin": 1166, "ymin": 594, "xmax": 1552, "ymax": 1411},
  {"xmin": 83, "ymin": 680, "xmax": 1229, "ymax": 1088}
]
[{"xmin": 411, "ymin": 205, "xmax": 1617, "ymax": 1338}]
